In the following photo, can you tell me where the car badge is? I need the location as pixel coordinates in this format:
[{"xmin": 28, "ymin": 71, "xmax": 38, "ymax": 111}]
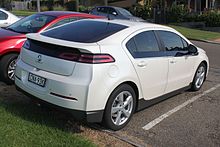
[{"xmin": 36, "ymin": 55, "xmax": 43, "ymax": 64}]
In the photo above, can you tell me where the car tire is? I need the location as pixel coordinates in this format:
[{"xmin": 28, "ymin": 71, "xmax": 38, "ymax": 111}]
[
  {"xmin": 191, "ymin": 62, "xmax": 207, "ymax": 91},
  {"xmin": 0, "ymin": 53, "xmax": 18, "ymax": 85},
  {"xmin": 103, "ymin": 84, "xmax": 136, "ymax": 130}
]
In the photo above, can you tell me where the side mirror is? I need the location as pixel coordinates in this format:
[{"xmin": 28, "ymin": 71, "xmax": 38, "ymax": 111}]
[
  {"xmin": 188, "ymin": 44, "xmax": 198, "ymax": 55},
  {"xmin": 112, "ymin": 12, "xmax": 117, "ymax": 16}
]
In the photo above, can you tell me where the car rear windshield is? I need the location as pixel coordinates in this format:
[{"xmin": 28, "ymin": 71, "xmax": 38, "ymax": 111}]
[{"xmin": 41, "ymin": 20, "xmax": 128, "ymax": 43}]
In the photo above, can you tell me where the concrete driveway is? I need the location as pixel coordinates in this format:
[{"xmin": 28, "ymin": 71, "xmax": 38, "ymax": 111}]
[
  {"xmin": 107, "ymin": 41, "xmax": 220, "ymax": 146},
  {"xmin": 0, "ymin": 41, "xmax": 219, "ymax": 147}
]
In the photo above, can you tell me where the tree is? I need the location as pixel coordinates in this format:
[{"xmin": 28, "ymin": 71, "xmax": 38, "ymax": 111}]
[
  {"xmin": 0, "ymin": 0, "xmax": 12, "ymax": 10},
  {"xmin": 104, "ymin": 0, "xmax": 107, "ymax": 6},
  {"xmin": 37, "ymin": 0, "xmax": 40, "ymax": 12}
]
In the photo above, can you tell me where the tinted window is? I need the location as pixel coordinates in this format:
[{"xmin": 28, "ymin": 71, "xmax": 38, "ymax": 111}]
[
  {"xmin": 182, "ymin": 38, "xmax": 188, "ymax": 49},
  {"xmin": 48, "ymin": 18, "xmax": 70, "ymax": 29},
  {"xmin": 126, "ymin": 31, "xmax": 161, "ymax": 58},
  {"xmin": 42, "ymin": 20, "xmax": 128, "ymax": 43},
  {"xmin": 117, "ymin": 8, "xmax": 132, "ymax": 16},
  {"xmin": 97, "ymin": 7, "xmax": 108, "ymax": 13},
  {"xmin": 109, "ymin": 8, "xmax": 117, "ymax": 15},
  {"xmin": 47, "ymin": 17, "xmax": 78, "ymax": 30},
  {"xmin": 158, "ymin": 31, "xmax": 184, "ymax": 51},
  {"xmin": 0, "ymin": 11, "xmax": 8, "ymax": 20},
  {"xmin": 134, "ymin": 31, "xmax": 160, "ymax": 52},
  {"xmin": 126, "ymin": 38, "xmax": 137, "ymax": 54}
]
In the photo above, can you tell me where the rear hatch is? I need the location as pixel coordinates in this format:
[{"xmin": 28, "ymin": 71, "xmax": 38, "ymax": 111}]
[
  {"xmin": 21, "ymin": 20, "xmax": 128, "ymax": 76},
  {"xmin": 21, "ymin": 34, "xmax": 100, "ymax": 76}
]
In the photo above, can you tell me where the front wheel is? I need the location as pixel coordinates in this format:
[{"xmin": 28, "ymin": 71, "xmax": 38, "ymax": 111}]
[
  {"xmin": 191, "ymin": 63, "xmax": 207, "ymax": 91},
  {"xmin": 0, "ymin": 54, "xmax": 18, "ymax": 85},
  {"xmin": 103, "ymin": 84, "xmax": 136, "ymax": 130}
]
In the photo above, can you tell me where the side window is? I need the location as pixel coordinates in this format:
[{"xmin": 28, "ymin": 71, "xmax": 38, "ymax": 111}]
[
  {"xmin": 47, "ymin": 17, "xmax": 78, "ymax": 30},
  {"xmin": 0, "ymin": 11, "xmax": 8, "ymax": 20},
  {"xmin": 109, "ymin": 8, "xmax": 117, "ymax": 15},
  {"xmin": 97, "ymin": 7, "xmax": 108, "ymax": 13},
  {"xmin": 181, "ymin": 38, "xmax": 189, "ymax": 50},
  {"xmin": 126, "ymin": 31, "xmax": 160, "ymax": 58},
  {"xmin": 126, "ymin": 38, "xmax": 137, "ymax": 55},
  {"xmin": 69, "ymin": 17, "xmax": 77, "ymax": 22},
  {"xmin": 134, "ymin": 31, "xmax": 160, "ymax": 52},
  {"xmin": 158, "ymin": 31, "xmax": 184, "ymax": 51},
  {"xmin": 47, "ymin": 18, "xmax": 70, "ymax": 30}
]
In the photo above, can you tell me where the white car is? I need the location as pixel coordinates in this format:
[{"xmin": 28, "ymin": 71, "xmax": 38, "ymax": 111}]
[
  {"xmin": 0, "ymin": 8, "xmax": 19, "ymax": 27},
  {"xmin": 15, "ymin": 19, "xmax": 209, "ymax": 130}
]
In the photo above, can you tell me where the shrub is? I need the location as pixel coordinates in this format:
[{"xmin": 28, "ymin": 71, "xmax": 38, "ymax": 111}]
[
  {"xmin": 41, "ymin": 6, "xmax": 48, "ymax": 11},
  {"xmin": 46, "ymin": 0, "xmax": 54, "ymax": 11},
  {"xmin": 129, "ymin": 4, "xmax": 152, "ymax": 20},
  {"xmin": 65, "ymin": 0, "xmax": 77, "ymax": 11},
  {"xmin": 78, "ymin": 5, "xmax": 92, "ymax": 13},
  {"xmin": 166, "ymin": 4, "xmax": 189, "ymax": 23},
  {"xmin": 53, "ymin": 5, "xmax": 66, "ymax": 11},
  {"xmin": 201, "ymin": 11, "xmax": 220, "ymax": 27},
  {"xmin": 184, "ymin": 13, "xmax": 202, "ymax": 22}
]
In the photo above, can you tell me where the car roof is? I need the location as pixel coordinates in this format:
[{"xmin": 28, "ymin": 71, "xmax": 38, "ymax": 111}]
[
  {"xmin": 84, "ymin": 19, "xmax": 182, "ymax": 44},
  {"xmin": 94, "ymin": 6, "xmax": 124, "ymax": 9},
  {"xmin": 37, "ymin": 11, "xmax": 92, "ymax": 18},
  {"xmin": 85, "ymin": 19, "xmax": 172, "ymax": 30},
  {"xmin": 27, "ymin": 18, "xmax": 188, "ymax": 48}
]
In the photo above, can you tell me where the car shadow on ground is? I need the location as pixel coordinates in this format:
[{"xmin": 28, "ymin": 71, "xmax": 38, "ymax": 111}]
[{"xmin": 0, "ymin": 84, "xmax": 92, "ymax": 134}]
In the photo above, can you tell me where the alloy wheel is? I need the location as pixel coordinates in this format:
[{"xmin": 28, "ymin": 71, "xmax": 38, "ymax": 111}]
[
  {"xmin": 195, "ymin": 66, "xmax": 205, "ymax": 89},
  {"xmin": 111, "ymin": 91, "xmax": 133, "ymax": 126},
  {"xmin": 7, "ymin": 59, "xmax": 17, "ymax": 81}
]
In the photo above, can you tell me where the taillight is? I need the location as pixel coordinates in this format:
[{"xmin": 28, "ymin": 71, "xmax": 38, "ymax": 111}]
[{"xmin": 58, "ymin": 53, "xmax": 115, "ymax": 64}]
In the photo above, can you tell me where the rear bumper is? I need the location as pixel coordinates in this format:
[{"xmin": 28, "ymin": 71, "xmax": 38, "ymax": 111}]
[
  {"xmin": 15, "ymin": 58, "xmax": 104, "ymax": 122},
  {"xmin": 15, "ymin": 85, "xmax": 104, "ymax": 122}
]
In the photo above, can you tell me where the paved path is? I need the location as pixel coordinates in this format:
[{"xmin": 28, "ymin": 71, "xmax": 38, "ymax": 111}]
[
  {"xmin": 0, "ymin": 41, "xmax": 219, "ymax": 147},
  {"xmin": 213, "ymin": 38, "xmax": 220, "ymax": 43},
  {"xmin": 108, "ymin": 41, "xmax": 220, "ymax": 147}
]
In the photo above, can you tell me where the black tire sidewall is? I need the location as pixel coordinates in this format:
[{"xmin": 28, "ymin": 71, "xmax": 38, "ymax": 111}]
[
  {"xmin": 191, "ymin": 63, "xmax": 206, "ymax": 91},
  {"xmin": 0, "ymin": 54, "xmax": 18, "ymax": 85},
  {"xmin": 103, "ymin": 84, "xmax": 136, "ymax": 131}
]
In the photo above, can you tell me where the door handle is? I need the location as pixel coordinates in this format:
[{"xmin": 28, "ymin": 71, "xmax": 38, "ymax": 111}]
[
  {"xmin": 137, "ymin": 61, "xmax": 147, "ymax": 67},
  {"xmin": 4, "ymin": 22, "xmax": 8, "ymax": 24}
]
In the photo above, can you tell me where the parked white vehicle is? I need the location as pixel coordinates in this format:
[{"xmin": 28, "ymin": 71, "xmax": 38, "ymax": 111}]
[
  {"xmin": 0, "ymin": 8, "xmax": 19, "ymax": 27},
  {"xmin": 15, "ymin": 19, "xmax": 209, "ymax": 130}
]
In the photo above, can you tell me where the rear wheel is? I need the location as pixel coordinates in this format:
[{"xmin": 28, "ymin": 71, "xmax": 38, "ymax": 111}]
[
  {"xmin": 103, "ymin": 84, "xmax": 136, "ymax": 130},
  {"xmin": 0, "ymin": 53, "xmax": 18, "ymax": 85},
  {"xmin": 191, "ymin": 63, "xmax": 206, "ymax": 91}
]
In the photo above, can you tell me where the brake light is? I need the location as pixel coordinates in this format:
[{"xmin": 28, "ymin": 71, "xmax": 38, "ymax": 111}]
[{"xmin": 58, "ymin": 53, "xmax": 115, "ymax": 64}]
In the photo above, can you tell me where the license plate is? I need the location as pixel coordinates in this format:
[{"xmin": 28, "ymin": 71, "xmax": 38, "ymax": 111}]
[{"xmin": 28, "ymin": 73, "xmax": 46, "ymax": 87}]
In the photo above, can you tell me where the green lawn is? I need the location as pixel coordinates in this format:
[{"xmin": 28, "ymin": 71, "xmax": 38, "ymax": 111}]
[
  {"xmin": 169, "ymin": 25, "xmax": 220, "ymax": 41},
  {"xmin": 0, "ymin": 95, "xmax": 96, "ymax": 147},
  {"xmin": 11, "ymin": 10, "xmax": 36, "ymax": 16}
]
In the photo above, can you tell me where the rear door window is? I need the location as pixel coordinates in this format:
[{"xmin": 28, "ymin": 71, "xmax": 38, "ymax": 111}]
[
  {"xmin": 126, "ymin": 31, "xmax": 161, "ymax": 58},
  {"xmin": 0, "ymin": 11, "xmax": 8, "ymax": 20}
]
